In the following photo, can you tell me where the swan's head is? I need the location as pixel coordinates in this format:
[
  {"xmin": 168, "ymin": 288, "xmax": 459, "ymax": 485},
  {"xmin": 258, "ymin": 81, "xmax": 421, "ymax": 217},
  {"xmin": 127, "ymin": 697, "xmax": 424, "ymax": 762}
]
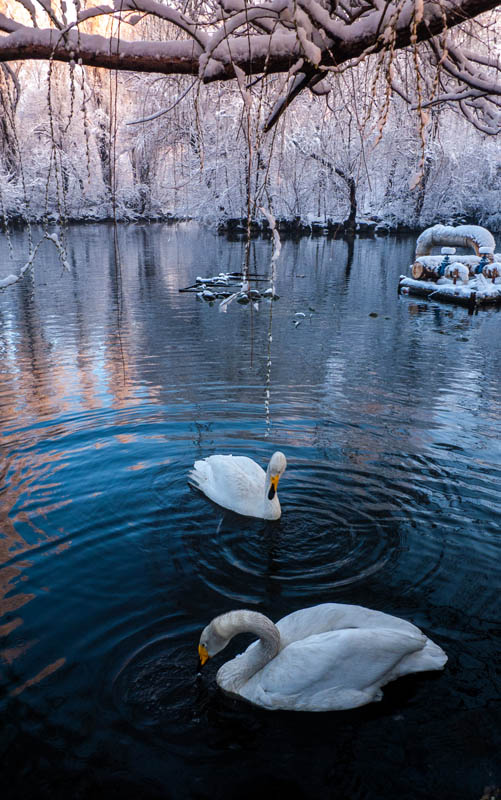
[
  {"xmin": 197, "ymin": 609, "xmax": 279, "ymax": 672},
  {"xmin": 267, "ymin": 451, "xmax": 287, "ymax": 500},
  {"xmin": 197, "ymin": 617, "xmax": 230, "ymax": 668}
]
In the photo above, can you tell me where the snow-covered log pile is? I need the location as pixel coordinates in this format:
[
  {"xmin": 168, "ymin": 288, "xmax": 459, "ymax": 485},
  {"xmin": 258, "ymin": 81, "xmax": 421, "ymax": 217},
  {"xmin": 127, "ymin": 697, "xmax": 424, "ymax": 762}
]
[
  {"xmin": 411, "ymin": 254, "xmax": 501, "ymax": 280},
  {"xmin": 400, "ymin": 224, "xmax": 501, "ymax": 310}
]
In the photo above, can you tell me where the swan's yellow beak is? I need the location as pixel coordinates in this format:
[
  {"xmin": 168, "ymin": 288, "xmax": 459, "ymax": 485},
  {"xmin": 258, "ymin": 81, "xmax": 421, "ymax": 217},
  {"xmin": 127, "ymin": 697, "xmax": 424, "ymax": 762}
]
[
  {"xmin": 268, "ymin": 474, "xmax": 280, "ymax": 500},
  {"xmin": 198, "ymin": 644, "xmax": 209, "ymax": 667}
]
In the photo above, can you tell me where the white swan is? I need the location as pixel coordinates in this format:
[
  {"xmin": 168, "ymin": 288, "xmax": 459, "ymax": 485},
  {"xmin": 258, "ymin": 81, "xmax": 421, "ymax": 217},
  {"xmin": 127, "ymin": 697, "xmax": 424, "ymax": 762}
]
[
  {"xmin": 188, "ymin": 451, "xmax": 287, "ymax": 520},
  {"xmin": 197, "ymin": 603, "xmax": 447, "ymax": 711}
]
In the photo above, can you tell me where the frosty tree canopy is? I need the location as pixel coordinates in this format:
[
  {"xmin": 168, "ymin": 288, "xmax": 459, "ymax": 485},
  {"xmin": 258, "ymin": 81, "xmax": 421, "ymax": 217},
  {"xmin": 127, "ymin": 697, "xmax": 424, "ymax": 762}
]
[{"xmin": 0, "ymin": 0, "xmax": 500, "ymax": 131}]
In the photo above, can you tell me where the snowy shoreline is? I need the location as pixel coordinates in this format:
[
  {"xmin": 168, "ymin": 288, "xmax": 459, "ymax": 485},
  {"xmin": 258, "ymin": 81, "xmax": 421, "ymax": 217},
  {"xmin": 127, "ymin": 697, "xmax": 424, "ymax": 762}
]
[{"xmin": 3, "ymin": 213, "xmax": 498, "ymax": 239}]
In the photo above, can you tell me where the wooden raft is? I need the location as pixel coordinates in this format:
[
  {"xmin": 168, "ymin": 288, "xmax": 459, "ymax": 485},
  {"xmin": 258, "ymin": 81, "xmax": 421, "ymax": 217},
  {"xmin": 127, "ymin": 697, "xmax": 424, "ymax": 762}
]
[{"xmin": 399, "ymin": 224, "xmax": 501, "ymax": 311}]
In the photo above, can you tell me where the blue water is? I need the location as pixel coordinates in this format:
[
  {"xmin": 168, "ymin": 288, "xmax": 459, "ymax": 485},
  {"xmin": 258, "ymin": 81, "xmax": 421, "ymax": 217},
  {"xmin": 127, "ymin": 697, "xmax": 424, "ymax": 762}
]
[{"xmin": 0, "ymin": 223, "xmax": 500, "ymax": 799}]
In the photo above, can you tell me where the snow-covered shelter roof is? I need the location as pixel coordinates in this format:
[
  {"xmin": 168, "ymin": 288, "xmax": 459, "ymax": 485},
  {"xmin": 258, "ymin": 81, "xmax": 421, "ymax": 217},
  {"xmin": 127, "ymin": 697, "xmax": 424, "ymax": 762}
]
[{"xmin": 415, "ymin": 225, "xmax": 496, "ymax": 257}]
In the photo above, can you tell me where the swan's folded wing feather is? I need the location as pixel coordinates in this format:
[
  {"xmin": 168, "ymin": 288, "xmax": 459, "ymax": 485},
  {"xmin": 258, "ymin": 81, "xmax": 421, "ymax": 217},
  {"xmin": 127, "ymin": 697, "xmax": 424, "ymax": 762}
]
[
  {"xmin": 240, "ymin": 628, "xmax": 429, "ymax": 710},
  {"xmin": 189, "ymin": 455, "xmax": 264, "ymax": 514},
  {"xmin": 275, "ymin": 603, "xmax": 423, "ymax": 647},
  {"xmin": 226, "ymin": 456, "xmax": 266, "ymax": 484}
]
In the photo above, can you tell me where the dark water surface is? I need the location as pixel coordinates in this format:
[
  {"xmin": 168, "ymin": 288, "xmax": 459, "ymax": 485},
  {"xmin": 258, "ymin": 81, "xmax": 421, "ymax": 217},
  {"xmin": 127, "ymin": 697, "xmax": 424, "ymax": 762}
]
[{"xmin": 0, "ymin": 223, "xmax": 500, "ymax": 800}]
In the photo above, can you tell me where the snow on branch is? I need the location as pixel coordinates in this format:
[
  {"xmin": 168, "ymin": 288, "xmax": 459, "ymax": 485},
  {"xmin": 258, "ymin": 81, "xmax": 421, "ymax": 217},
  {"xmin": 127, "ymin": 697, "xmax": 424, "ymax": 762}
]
[
  {"xmin": 36, "ymin": 0, "xmax": 64, "ymax": 30},
  {"xmin": 417, "ymin": 37, "xmax": 501, "ymax": 133},
  {"xmin": 111, "ymin": 0, "xmax": 208, "ymax": 48},
  {"xmin": 15, "ymin": 0, "xmax": 38, "ymax": 28},
  {"xmin": 0, "ymin": 232, "xmax": 71, "ymax": 290},
  {"xmin": 0, "ymin": 1, "xmax": 500, "ymax": 130}
]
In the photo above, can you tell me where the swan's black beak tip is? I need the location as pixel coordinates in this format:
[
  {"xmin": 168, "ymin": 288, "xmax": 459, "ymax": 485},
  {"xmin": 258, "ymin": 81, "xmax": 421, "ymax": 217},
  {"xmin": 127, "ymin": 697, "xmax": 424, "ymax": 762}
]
[{"xmin": 268, "ymin": 475, "xmax": 279, "ymax": 501}]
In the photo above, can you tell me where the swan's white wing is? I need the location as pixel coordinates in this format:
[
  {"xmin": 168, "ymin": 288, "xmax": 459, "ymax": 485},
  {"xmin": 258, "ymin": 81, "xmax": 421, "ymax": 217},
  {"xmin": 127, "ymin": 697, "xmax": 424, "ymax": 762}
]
[
  {"xmin": 226, "ymin": 456, "xmax": 266, "ymax": 484},
  {"xmin": 239, "ymin": 627, "xmax": 433, "ymax": 711},
  {"xmin": 189, "ymin": 454, "xmax": 266, "ymax": 516},
  {"xmin": 275, "ymin": 603, "xmax": 423, "ymax": 648}
]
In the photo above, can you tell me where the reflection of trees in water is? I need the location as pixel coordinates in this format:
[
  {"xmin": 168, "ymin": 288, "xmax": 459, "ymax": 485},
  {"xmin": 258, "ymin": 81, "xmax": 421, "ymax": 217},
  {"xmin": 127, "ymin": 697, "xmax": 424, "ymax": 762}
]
[
  {"xmin": 2, "ymin": 224, "xmax": 496, "ymax": 501},
  {"xmin": 2, "ymin": 226, "xmax": 491, "ymax": 451},
  {"xmin": 317, "ymin": 236, "xmax": 490, "ymax": 459}
]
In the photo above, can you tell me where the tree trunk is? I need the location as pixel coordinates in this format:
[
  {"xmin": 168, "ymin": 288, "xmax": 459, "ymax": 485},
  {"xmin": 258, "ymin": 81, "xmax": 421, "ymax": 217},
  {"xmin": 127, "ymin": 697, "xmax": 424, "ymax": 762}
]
[{"xmin": 335, "ymin": 167, "xmax": 357, "ymax": 232}]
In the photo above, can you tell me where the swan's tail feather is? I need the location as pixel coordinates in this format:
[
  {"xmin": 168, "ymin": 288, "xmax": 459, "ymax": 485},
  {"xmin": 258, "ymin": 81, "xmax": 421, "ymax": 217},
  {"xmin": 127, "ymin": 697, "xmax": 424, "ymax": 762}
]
[
  {"xmin": 398, "ymin": 637, "xmax": 448, "ymax": 675},
  {"xmin": 420, "ymin": 637, "xmax": 448, "ymax": 669}
]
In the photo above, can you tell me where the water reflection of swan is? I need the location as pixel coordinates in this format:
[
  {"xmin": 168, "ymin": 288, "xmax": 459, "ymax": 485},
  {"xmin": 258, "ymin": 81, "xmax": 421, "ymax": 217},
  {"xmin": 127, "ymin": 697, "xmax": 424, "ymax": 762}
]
[
  {"xmin": 188, "ymin": 452, "xmax": 287, "ymax": 520},
  {"xmin": 197, "ymin": 604, "xmax": 447, "ymax": 711}
]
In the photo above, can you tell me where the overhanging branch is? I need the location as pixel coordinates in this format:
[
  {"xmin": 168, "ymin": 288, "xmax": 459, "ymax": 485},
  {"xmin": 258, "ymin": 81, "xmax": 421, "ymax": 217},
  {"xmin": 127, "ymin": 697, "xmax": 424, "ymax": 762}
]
[
  {"xmin": 0, "ymin": 0, "xmax": 499, "ymax": 131},
  {"xmin": 0, "ymin": 2, "xmax": 499, "ymax": 80}
]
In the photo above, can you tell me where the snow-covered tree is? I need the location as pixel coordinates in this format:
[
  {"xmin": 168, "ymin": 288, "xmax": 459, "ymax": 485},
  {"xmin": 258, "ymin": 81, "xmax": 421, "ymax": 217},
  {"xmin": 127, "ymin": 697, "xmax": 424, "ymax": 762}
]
[
  {"xmin": 0, "ymin": 1, "xmax": 500, "ymax": 229},
  {"xmin": 0, "ymin": 1, "xmax": 500, "ymax": 134}
]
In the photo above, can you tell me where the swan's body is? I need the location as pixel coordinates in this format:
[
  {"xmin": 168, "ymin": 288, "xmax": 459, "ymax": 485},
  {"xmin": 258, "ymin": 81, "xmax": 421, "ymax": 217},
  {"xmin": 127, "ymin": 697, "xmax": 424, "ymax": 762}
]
[
  {"xmin": 197, "ymin": 603, "xmax": 447, "ymax": 712},
  {"xmin": 189, "ymin": 451, "xmax": 287, "ymax": 520}
]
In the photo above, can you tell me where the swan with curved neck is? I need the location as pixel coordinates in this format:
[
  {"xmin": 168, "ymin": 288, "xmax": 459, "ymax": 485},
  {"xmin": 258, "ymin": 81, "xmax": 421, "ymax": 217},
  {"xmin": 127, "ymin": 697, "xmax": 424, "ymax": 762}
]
[
  {"xmin": 188, "ymin": 451, "xmax": 287, "ymax": 519},
  {"xmin": 197, "ymin": 604, "xmax": 447, "ymax": 711}
]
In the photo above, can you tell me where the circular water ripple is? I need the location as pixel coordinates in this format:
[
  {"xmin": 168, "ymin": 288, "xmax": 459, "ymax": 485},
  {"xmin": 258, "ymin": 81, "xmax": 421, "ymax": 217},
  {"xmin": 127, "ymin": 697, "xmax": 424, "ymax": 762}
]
[
  {"xmin": 112, "ymin": 634, "xmax": 201, "ymax": 730},
  {"xmin": 176, "ymin": 460, "xmax": 401, "ymax": 603},
  {"xmin": 0, "ymin": 227, "xmax": 500, "ymax": 800},
  {"xmin": 111, "ymin": 628, "xmax": 249, "ymax": 756}
]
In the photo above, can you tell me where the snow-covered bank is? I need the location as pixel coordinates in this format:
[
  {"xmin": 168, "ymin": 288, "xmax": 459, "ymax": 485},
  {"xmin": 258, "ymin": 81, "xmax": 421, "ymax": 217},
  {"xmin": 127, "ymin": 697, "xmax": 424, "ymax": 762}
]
[
  {"xmin": 216, "ymin": 215, "xmax": 498, "ymax": 238},
  {"xmin": 0, "ymin": 209, "xmax": 189, "ymax": 227},
  {"xmin": 1, "ymin": 208, "xmax": 500, "ymax": 239}
]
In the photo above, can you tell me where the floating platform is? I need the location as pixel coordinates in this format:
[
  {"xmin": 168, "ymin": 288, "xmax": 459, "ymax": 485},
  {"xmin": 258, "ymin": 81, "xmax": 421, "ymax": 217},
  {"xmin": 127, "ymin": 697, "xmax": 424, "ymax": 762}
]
[{"xmin": 399, "ymin": 224, "xmax": 501, "ymax": 310}]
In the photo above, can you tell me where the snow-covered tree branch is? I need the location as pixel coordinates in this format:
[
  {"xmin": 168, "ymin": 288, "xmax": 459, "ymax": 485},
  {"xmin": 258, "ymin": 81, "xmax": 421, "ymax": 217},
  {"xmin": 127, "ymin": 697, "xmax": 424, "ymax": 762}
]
[{"xmin": 0, "ymin": 1, "xmax": 500, "ymax": 130}]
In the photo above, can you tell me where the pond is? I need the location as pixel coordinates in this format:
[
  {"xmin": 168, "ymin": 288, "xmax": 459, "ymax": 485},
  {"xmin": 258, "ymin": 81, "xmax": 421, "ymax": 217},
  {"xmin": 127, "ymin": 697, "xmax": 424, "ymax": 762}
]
[{"xmin": 0, "ymin": 223, "xmax": 500, "ymax": 800}]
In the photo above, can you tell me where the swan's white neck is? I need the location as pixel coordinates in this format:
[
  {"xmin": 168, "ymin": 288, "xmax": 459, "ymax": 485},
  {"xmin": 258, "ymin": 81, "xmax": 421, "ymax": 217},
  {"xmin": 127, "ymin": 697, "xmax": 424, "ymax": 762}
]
[{"xmin": 214, "ymin": 610, "xmax": 281, "ymax": 693}]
